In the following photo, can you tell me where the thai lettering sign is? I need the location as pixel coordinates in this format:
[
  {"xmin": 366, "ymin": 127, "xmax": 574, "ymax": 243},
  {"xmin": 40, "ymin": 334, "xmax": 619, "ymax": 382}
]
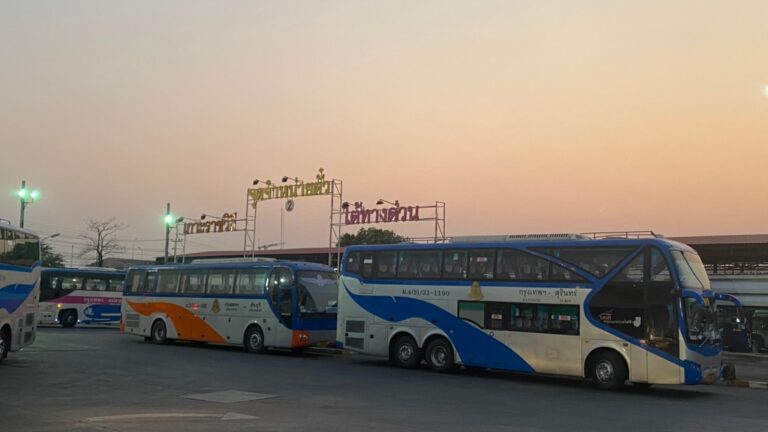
[
  {"xmin": 343, "ymin": 202, "xmax": 421, "ymax": 225},
  {"xmin": 184, "ymin": 213, "xmax": 239, "ymax": 235},
  {"xmin": 248, "ymin": 168, "xmax": 332, "ymax": 205}
]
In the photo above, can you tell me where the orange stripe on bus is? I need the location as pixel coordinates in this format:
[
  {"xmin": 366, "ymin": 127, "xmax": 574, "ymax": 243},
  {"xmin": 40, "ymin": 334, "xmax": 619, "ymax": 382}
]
[{"xmin": 127, "ymin": 301, "xmax": 227, "ymax": 344}]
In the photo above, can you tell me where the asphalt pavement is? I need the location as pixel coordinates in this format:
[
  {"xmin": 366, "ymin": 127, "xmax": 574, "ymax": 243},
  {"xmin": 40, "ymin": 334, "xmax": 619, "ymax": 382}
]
[{"xmin": 2, "ymin": 328, "xmax": 767, "ymax": 432}]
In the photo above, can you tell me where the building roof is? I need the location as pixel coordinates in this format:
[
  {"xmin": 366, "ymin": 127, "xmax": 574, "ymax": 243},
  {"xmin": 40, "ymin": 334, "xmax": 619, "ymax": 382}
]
[{"xmin": 669, "ymin": 234, "xmax": 768, "ymax": 246}]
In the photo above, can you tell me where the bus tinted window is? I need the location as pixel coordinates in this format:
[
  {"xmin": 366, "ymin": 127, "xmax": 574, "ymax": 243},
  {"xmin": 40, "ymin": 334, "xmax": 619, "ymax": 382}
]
[
  {"xmin": 157, "ymin": 270, "xmax": 180, "ymax": 293},
  {"xmin": 537, "ymin": 247, "xmax": 635, "ymax": 278},
  {"xmin": 460, "ymin": 301, "xmax": 580, "ymax": 335},
  {"xmin": 615, "ymin": 252, "xmax": 645, "ymax": 282},
  {"xmin": 468, "ymin": 250, "xmax": 495, "ymax": 280},
  {"xmin": 181, "ymin": 272, "xmax": 206, "ymax": 294},
  {"xmin": 235, "ymin": 269, "xmax": 268, "ymax": 295},
  {"xmin": 496, "ymin": 249, "xmax": 550, "ymax": 281},
  {"xmin": 360, "ymin": 252, "xmax": 374, "ymax": 278},
  {"xmin": 650, "ymin": 248, "xmax": 671, "ymax": 282},
  {"xmin": 208, "ymin": 271, "xmax": 235, "ymax": 295},
  {"xmin": 109, "ymin": 277, "xmax": 125, "ymax": 293},
  {"xmin": 126, "ymin": 271, "xmax": 143, "ymax": 294},
  {"xmin": 374, "ymin": 251, "xmax": 397, "ymax": 278},
  {"xmin": 0, "ymin": 230, "xmax": 39, "ymax": 268},
  {"xmin": 398, "ymin": 251, "xmax": 441, "ymax": 279},
  {"xmin": 458, "ymin": 301, "xmax": 485, "ymax": 327},
  {"xmin": 345, "ymin": 252, "xmax": 360, "ymax": 274},
  {"xmin": 297, "ymin": 271, "xmax": 338, "ymax": 314},
  {"xmin": 145, "ymin": 273, "xmax": 157, "ymax": 294},
  {"xmin": 84, "ymin": 278, "xmax": 108, "ymax": 291},
  {"xmin": 443, "ymin": 250, "xmax": 467, "ymax": 279}
]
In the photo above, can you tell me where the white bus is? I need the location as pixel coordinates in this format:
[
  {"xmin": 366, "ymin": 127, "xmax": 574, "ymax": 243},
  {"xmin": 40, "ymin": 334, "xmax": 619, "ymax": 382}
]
[
  {"xmin": 0, "ymin": 221, "xmax": 40, "ymax": 363},
  {"xmin": 122, "ymin": 259, "xmax": 338, "ymax": 352},
  {"xmin": 337, "ymin": 234, "xmax": 722, "ymax": 390},
  {"xmin": 38, "ymin": 268, "xmax": 126, "ymax": 327}
]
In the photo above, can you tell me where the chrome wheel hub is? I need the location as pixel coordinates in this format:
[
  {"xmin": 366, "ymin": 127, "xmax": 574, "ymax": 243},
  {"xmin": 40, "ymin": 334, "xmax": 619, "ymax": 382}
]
[
  {"xmin": 431, "ymin": 346, "xmax": 448, "ymax": 367},
  {"xmin": 595, "ymin": 360, "xmax": 614, "ymax": 382},
  {"xmin": 249, "ymin": 333, "xmax": 262, "ymax": 349},
  {"xmin": 398, "ymin": 344, "xmax": 414, "ymax": 361}
]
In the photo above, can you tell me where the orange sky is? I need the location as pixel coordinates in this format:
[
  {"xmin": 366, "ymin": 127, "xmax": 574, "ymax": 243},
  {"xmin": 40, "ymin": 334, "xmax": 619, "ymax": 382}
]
[{"xmin": 1, "ymin": 1, "xmax": 766, "ymax": 264}]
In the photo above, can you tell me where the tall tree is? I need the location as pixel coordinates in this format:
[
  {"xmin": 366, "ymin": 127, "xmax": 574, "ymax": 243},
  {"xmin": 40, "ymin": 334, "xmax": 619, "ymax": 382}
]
[
  {"xmin": 41, "ymin": 243, "xmax": 65, "ymax": 268},
  {"xmin": 78, "ymin": 218, "xmax": 126, "ymax": 267},
  {"xmin": 339, "ymin": 227, "xmax": 407, "ymax": 247}
]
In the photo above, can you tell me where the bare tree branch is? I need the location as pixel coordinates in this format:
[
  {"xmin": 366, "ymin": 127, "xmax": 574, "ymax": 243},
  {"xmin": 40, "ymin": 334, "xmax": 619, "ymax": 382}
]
[{"xmin": 78, "ymin": 217, "xmax": 127, "ymax": 267}]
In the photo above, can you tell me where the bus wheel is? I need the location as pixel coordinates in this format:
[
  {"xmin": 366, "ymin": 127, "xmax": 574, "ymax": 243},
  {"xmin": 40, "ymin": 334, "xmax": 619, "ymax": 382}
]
[
  {"xmin": 244, "ymin": 326, "xmax": 266, "ymax": 354},
  {"xmin": 589, "ymin": 351, "xmax": 627, "ymax": 391},
  {"xmin": 151, "ymin": 320, "xmax": 168, "ymax": 344},
  {"xmin": 425, "ymin": 338, "xmax": 456, "ymax": 372},
  {"xmin": 0, "ymin": 327, "xmax": 9, "ymax": 362},
  {"xmin": 60, "ymin": 310, "xmax": 77, "ymax": 328},
  {"xmin": 390, "ymin": 334, "xmax": 421, "ymax": 369}
]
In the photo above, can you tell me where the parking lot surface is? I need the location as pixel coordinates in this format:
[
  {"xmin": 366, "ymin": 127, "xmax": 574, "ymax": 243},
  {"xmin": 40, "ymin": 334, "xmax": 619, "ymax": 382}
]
[{"xmin": 3, "ymin": 328, "xmax": 768, "ymax": 432}]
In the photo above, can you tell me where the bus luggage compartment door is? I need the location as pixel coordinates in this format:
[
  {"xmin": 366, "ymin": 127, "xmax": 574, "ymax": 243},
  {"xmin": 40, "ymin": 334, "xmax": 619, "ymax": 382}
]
[
  {"xmin": 629, "ymin": 344, "xmax": 648, "ymax": 383},
  {"xmin": 343, "ymin": 319, "xmax": 366, "ymax": 351}
]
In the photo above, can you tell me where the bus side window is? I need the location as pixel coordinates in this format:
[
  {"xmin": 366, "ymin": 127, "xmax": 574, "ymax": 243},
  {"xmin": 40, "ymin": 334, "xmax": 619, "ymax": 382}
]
[
  {"xmin": 345, "ymin": 252, "xmax": 360, "ymax": 275},
  {"xmin": 443, "ymin": 250, "xmax": 467, "ymax": 280},
  {"xmin": 468, "ymin": 250, "xmax": 495, "ymax": 280},
  {"xmin": 373, "ymin": 251, "xmax": 397, "ymax": 278},
  {"xmin": 360, "ymin": 253, "xmax": 375, "ymax": 279}
]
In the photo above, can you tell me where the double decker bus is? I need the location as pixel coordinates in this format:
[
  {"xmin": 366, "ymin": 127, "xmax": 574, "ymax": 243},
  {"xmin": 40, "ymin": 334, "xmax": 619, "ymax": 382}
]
[
  {"xmin": 38, "ymin": 268, "xmax": 126, "ymax": 328},
  {"xmin": 121, "ymin": 258, "xmax": 338, "ymax": 352},
  {"xmin": 0, "ymin": 221, "xmax": 40, "ymax": 363},
  {"xmin": 337, "ymin": 234, "xmax": 721, "ymax": 390}
]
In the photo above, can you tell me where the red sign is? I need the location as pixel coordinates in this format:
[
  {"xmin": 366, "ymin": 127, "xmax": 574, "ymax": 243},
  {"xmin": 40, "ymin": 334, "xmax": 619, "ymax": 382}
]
[{"xmin": 343, "ymin": 202, "xmax": 420, "ymax": 225}]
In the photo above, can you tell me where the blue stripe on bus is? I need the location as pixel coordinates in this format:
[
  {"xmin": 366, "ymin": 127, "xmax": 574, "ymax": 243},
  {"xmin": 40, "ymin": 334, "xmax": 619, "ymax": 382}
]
[
  {"xmin": 0, "ymin": 262, "xmax": 40, "ymax": 273},
  {"xmin": 343, "ymin": 282, "xmax": 535, "ymax": 373},
  {"xmin": 0, "ymin": 282, "xmax": 37, "ymax": 314}
]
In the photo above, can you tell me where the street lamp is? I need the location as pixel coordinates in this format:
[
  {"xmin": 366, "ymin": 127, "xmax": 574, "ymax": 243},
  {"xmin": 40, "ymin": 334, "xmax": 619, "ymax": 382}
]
[
  {"xmin": 18, "ymin": 180, "xmax": 41, "ymax": 228},
  {"xmin": 376, "ymin": 198, "xmax": 400, "ymax": 207},
  {"xmin": 252, "ymin": 178, "xmax": 273, "ymax": 186},
  {"xmin": 282, "ymin": 176, "xmax": 300, "ymax": 184},
  {"xmin": 200, "ymin": 214, "xmax": 219, "ymax": 220}
]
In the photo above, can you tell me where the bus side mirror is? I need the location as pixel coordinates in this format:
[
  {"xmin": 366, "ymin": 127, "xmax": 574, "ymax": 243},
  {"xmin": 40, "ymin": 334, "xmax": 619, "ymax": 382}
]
[{"xmin": 682, "ymin": 289, "xmax": 705, "ymax": 305}]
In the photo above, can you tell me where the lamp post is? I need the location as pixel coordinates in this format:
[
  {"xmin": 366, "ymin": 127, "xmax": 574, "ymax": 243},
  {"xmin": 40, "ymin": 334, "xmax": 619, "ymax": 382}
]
[
  {"xmin": 163, "ymin": 203, "xmax": 172, "ymax": 264},
  {"xmin": 18, "ymin": 180, "xmax": 40, "ymax": 228},
  {"xmin": 376, "ymin": 198, "xmax": 400, "ymax": 207}
]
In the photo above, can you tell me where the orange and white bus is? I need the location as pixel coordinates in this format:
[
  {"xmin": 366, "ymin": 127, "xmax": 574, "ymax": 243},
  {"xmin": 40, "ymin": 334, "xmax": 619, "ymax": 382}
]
[{"xmin": 121, "ymin": 258, "xmax": 338, "ymax": 352}]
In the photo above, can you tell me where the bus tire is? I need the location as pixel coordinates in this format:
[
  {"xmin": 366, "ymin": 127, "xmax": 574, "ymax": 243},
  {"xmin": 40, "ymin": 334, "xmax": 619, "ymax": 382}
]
[
  {"xmin": 60, "ymin": 310, "xmax": 77, "ymax": 328},
  {"xmin": 753, "ymin": 335, "xmax": 765, "ymax": 353},
  {"xmin": 588, "ymin": 350, "xmax": 627, "ymax": 391},
  {"xmin": 425, "ymin": 338, "xmax": 456, "ymax": 372},
  {"xmin": 390, "ymin": 334, "xmax": 421, "ymax": 369},
  {"xmin": 151, "ymin": 320, "xmax": 168, "ymax": 344},
  {"xmin": 0, "ymin": 326, "xmax": 10, "ymax": 362},
  {"xmin": 244, "ymin": 326, "xmax": 266, "ymax": 354}
]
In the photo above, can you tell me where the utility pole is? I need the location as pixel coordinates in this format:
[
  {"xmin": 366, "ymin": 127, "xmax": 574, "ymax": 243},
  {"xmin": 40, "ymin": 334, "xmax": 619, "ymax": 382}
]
[
  {"xmin": 19, "ymin": 180, "xmax": 26, "ymax": 228},
  {"xmin": 164, "ymin": 202, "xmax": 171, "ymax": 264}
]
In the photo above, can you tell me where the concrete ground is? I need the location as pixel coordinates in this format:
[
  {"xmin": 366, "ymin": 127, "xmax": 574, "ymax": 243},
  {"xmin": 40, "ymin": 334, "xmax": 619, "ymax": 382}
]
[
  {"xmin": 2, "ymin": 328, "xmax": 767, "ymax": 432},
  {"xmin": 724, "ymin": 351, "xmax": 768, "ymax": 383}
]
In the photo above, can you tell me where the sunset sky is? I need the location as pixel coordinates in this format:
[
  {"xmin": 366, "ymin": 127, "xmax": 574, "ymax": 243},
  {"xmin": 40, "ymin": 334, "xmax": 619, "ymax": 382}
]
[{"xmin": 1, "ymin": 1, "xmax": 767, "ymax": 264}]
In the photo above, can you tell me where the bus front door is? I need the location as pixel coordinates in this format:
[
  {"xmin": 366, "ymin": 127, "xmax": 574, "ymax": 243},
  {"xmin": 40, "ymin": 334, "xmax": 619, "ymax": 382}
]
[{"xmin": 268, "ymin": 268, "xmax": 295, "ymax": 346}]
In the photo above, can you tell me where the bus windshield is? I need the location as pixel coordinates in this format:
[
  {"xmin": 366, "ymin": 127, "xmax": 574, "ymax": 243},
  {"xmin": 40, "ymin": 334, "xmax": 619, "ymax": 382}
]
[
  {"xmin": 672, "ymin": 251, "xmax": 711, "ymax": 290},
  {"xmin": 297, "ymin": 271, "xmax": 338, "ymax": 316}
]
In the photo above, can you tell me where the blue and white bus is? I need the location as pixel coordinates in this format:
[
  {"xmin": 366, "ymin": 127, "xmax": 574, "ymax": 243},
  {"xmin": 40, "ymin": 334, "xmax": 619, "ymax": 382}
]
[
  {"xmin": 38, "ymin": 268, "xmax": 126, "ymax": 328},
  {"xmin": 337, "ymin": 234, "xmax": 721, "ymax": 390},
  {"xmin": 0, "ymin": 221, "xmax": 40, "ymax": 363},
  {"xmin": 122, "ymin": 258, "xmax": 338, "ymax": 352}
]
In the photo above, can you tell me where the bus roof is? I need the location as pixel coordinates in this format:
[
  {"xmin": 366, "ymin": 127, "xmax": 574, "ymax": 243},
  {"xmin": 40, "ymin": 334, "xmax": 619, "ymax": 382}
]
[
  {"xmin": 343, "ymin": 237, "xmax": 697, "ymax": 254},
  {"xmin": 42, "ymin": 267, "xmax": 127, "ymax": 276},
  {"xmin": 128, "ymin": 259, "xmax": 334, "ymax": 273},
  {"xmin": 0, "ymin": 220, "xmax": 39, "ymax": 238}
]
